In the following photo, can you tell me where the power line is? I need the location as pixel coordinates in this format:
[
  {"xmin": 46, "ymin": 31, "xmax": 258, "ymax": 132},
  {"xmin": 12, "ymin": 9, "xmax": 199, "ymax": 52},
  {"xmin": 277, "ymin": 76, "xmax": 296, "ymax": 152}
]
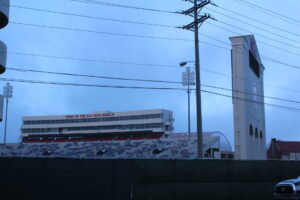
[
  {"xmin": 4, "ymin": 1, "xmax": 300, "ymax": 62},
  {"xmin": 9, "ymin": 0, "xmax": 299, "ymax": 40},
  {"xmin": 6, "ymin": 51, "xmax": 179, "ymax": 68},
  {"xmin": 8, "ymin": 19, "xmax": 300, "ymax": 68},
  {"xmin": 10, "ymin": 20, "xmax": 300, "ymax": 69},
  {"xmin": 7, "ymin": 67, "xmax": 181, "ymax": 84},
  {"xmin": 200, "ymin": 30, "xmax": 300, "ymax": 71},
  {"xmin": 8, "ymin": 3, "xmax": 300, "ymax": 59},
  {"xmin": 207, "ymin": 8, "xmax": 300, "ymax": 46},
  {"xmin": 7, "ymin": 66, "xmax": 300, "ymax": 105},
  {"xmin": 69, "ymin": 0, "xmax": 178, "ymax": 14},
  {"xmin": 0, "ymin": 77, "xmax": 186, "ymax": 91},
  {"xmin": 12, "ymin": 0, "xmax": 299, "ymax": 55},
  {"xmin": 5, "ymin": 50, "xmax": 300, "ymax": 94},
  {"xmin": 203, "ymin": 89, "xmax": 300, "ymax": 113},
  {"xmin": 10, "ymin": 1, "xmax": 300, "ymax": 56},
  {"xmin": 10, "ymin": 21, "xmax": 192, "ymax": 42},
  {"xmin": 216, "ymin": 5, "xmax": 300, "ymax": 37},
  {"xmin": 217, "ymin": 21, "xmax": 300, "ymax": 53},
  {"xmin": 200, "ymin": 67, "xmax": 300, "ymax": 94},
  {"xmin": 232, "ymin": 0, "xmax": 300, "ymax": 26},
  {"xmin": 70, "ymin": 0, "xmax": 300, "ymax": 49},
  {"xmin": 1, "ymin": 77, "xmax": 300, "ymax": 113},
  {"xmin": 7, "ymin": 6, "xmax": 300, "ymax": 59},
  {"xmin": 72, "ymin": 0, "xmax": 300, "ymax": 32},
  {"xmin": 262, "ymin": 57, "xmax": 300, "ymax": 71},
  {"xmin": 206, "ymin": 22, "xmax": 300, "ymax": 58},
  {"xmin": 1, "ymin": 0, "xmax": 298, "ymax": 113},
  {"xmin": 6, "ymin": 3, "xmax": 176, "ymax": 28},
  {"xmin": 202, "ymin": 83, "xmax": 300, "ymax": 105},
  {"xmin": 67, "ymin": 0, "xmax": 300, "ymax": 47}
]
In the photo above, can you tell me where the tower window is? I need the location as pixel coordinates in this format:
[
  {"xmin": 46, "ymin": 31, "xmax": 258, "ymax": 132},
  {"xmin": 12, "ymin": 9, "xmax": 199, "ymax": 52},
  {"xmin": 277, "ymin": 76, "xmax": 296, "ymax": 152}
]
[
  {"xmin": 249, "ymin": 50, "xmax": 260, "ymax": 78},
  {"xmin": 249, "ymin": 125, "xmax": 253, "ymax": 136},
  {"xmin": 255, "ymin": 128, "xmax": 258, "ymax": 138}
]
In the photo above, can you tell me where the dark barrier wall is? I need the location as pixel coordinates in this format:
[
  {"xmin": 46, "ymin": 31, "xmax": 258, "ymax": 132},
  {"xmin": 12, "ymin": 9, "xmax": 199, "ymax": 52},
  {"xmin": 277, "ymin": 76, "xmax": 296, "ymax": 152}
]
[{"xmin": 0, "ymin": 158, "xmax": 300, "ymax": 200}]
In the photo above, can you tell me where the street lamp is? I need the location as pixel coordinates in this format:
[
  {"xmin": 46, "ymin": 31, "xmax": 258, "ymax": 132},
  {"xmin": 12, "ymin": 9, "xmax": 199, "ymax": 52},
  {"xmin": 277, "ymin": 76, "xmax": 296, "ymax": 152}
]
[
  {"xmin": 180, "ymin": 62, "xmax": 195, "ymax": 136},
  {"xmin": 3, "ymin": 82, "xmax": 13, "ymax": 144},
  {"xmin": 180, "ymin": 60, "xmax": 203, "ymax": 158}
]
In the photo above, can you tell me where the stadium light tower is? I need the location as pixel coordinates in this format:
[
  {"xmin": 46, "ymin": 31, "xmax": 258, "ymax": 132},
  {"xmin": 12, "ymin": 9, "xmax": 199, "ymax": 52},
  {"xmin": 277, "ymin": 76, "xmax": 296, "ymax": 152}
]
[
  {"xmin": 3, "ymin": 82, "xmax": 13, "ymax": 144},
  {"xmin": 180, "ymin": 63, "xmax": 195, "ymax": 136}
]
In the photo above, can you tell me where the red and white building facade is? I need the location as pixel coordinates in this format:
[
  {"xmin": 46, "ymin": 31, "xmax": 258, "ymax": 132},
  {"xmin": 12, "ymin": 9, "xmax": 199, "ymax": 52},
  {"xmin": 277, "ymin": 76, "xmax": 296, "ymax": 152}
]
[
  {"xmin": 21, "ymin": 109, "xmax": 174, "ymax": 142},
  {"xmin": 267, "ymin": 138, "xmax": 300, "ymax": 160}
]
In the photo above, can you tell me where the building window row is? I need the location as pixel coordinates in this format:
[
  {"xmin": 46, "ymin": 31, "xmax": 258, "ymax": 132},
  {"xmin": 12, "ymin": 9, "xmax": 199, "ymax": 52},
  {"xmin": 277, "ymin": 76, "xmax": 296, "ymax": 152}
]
[
  {"xmin": 23, "ymin": 113, "xmax": 163, "ymax": 125},
  {"xmin": 249, "ymin": 124, "xmax": 263, "ymax": 139},
  {"xmin": 21, "ymin": 123, "xmax": 165, "ymax": 134}
]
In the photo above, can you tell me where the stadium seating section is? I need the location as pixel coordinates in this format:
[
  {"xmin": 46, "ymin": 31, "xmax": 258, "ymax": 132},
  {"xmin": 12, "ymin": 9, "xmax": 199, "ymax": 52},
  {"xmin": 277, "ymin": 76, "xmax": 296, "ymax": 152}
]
[{"xmin": 0, "ymin": 138, "xmax": 201, "ymax": 160}]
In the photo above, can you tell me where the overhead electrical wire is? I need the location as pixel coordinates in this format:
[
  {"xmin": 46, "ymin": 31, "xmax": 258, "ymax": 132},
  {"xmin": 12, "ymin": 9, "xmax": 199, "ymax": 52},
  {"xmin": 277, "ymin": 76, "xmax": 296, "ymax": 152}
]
[
  {"xmin": 10, "ymin": 21, "xmax": 192, "ymax": 42},
  {"xmin": 203, "ymin": 90, "xmax": 300, "ymax": 113},
  {"xmin": 7, "ymin": 66, "xmax": 300, "ymax": 105},
  {"xmin": 215, "ymin": 5, "xmax": 300, "ymax": 37},
  {"xmin": 202, "ymin": 28, "xmax": 300, "ymax": 61},
  {"xmin": 5, "ymin": 46, "xmax": 300, "ymax": 74},
  {"xmin": 5, "ymin": 48, "xmax": 300, "ymax": 94},
  {"xmin": 206, "ymin": 22, "xmax": 300, "ymax": 58},
  {"xmin": 204, "ymin": 69, "xmax": 300, "ymax": 94},
  {"xmin": 10, "ymin": 20, "xmax": 300, "ymax": 69},
  {"xmin": 9, "ymin": 21, "xmax": 231, "ymax": 53},
  {"xmin": 6, "ymin": 51, "xmax": 179, "ymax": 68},
  {"xmin": 7, "ymin": 2, "xmax": 300, "ymax": 53},
  {"xmin": 1, "ymin": 77, "xmax": 300, "ymax": 113},
  {"xmin": 1, "ymin": 1, "xmax": 300, "ymax": 114},
  {"xmin": 7, "ymin": 3, "xmax": 175, "ymax": 28},
  {"xmin": 6, "ymin": 2, "xmax": 300, "ymax": 59},
  {"xmin": 68, "ymin": 0, "xmax": 300, "ymax": 47},
  {"xmin": 69, "ymin": 0, "xmax": 178, "ymax": 14},
  {"xmin": 6, "ymin": 0, "xmax": 299, "ymax": 33},
  {"xmin": 216, "ymin": 20, "xmax": 300, "ymax": 53},
  {"xmin": 3, "ymin": 1, "xmax": 300, "ymax": 94},
  {"xmin": 9, "ymin": 0, "xmax": 296, "ymax": 59},
  {"xmin": 7, "ymin": 2, "xmax": 300, "ymax": 44},
  {"xmin": 231, "ymin": 0, "xmax": 300, "ymax": 26},
  {"xmin": 0, "ymin": 77, "xmax": 186, "ymax": 90},
  {"xmin": 7, "ymin": 67, "xmax": 181, "ymax": 84},
  {"xmin": 207, "ymin": 8, "xmax": 300, "ymax": 46},
  {"xmin": 6, "ymin": 1, "xmax": 300, "ymax": 60}
]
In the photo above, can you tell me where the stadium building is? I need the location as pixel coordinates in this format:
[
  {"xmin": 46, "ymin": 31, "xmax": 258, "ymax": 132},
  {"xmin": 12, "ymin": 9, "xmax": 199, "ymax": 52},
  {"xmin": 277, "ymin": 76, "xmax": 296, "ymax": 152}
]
[
  {"xmin": 1, "ymin": 131, "xmax": 233, "ymax": 160},
  {"xmin": 21, "ymin": 109, "xmax": 174, "ymax": 142},
  {"xmin": 11, "ymin": 108, "xmax": 235, "ymax": 160}
]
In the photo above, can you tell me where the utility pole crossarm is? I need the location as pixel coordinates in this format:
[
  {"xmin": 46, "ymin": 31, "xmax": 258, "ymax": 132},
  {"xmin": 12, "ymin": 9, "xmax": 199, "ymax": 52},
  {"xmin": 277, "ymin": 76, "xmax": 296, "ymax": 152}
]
[
  {"xmin": 181, "ymin": 14, "xmax": 211, "ymax": 31},
  {"xmin": 181, "ymin": 1, "xmax": 211, "ymax": 16},
  {"xmin": 183, "ymin": 0, "xmax": 218, "ymax": 6}
]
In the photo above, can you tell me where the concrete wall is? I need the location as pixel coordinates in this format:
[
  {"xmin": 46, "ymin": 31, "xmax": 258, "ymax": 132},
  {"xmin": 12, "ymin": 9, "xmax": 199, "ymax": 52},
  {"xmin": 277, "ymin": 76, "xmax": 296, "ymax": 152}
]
[{"xmin": 0, "ymin": 158, "xmax": 300, "ymax": 200}]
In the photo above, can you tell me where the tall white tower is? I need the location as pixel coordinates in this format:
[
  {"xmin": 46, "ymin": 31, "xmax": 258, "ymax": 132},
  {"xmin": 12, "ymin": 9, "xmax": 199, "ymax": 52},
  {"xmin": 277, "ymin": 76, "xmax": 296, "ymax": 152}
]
[{"xmin": 230, "ymin": 35, "xmax": 266, "ymax": 160}]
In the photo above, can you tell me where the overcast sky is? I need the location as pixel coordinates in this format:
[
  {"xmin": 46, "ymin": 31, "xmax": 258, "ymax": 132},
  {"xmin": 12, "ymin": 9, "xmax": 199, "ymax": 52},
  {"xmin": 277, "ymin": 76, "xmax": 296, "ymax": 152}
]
[{"xmin": 0, "ymin": 0, "xmax": 299, "ymax": 146}]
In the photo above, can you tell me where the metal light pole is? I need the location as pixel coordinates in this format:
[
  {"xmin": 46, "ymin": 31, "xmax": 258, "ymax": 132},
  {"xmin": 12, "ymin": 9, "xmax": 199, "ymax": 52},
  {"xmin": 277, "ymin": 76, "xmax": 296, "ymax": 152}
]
[
  {"xmin": 3, "ymin": 82, "xmax": 13, "ymax": 144},
  {"xmin": 181, "ymin": 66, "xmax": 195, "ymax": 136}
]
